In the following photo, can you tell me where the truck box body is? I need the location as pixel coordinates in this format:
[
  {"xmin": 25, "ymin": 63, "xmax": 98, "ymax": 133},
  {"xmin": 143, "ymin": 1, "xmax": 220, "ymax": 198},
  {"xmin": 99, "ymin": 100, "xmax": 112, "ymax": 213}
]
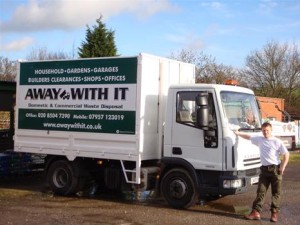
[{"xmin": 15, "ymin": 53, "xmax": 194, "ymax": 183}]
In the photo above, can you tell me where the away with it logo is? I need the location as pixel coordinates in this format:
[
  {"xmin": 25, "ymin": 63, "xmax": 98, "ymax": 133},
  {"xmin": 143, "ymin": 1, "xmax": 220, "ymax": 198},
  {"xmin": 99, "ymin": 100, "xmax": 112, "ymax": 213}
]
[{"xmin": 25, "ymin": 87, "xmax": 129, "ymax": 100}]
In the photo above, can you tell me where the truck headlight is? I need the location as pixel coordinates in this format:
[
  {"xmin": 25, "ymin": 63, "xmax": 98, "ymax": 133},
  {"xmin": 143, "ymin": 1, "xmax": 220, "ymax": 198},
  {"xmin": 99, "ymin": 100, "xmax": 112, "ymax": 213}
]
[{"xmin": 223, "ymin": 179, "xmax": 242, "ymax": 189}]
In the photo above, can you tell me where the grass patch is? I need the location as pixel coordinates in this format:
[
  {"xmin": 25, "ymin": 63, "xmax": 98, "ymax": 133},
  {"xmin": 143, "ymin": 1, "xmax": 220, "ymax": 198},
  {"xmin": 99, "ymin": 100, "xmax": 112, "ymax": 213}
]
[{"xmin": 287, "ymin": 151, "xmax": 300, "ymax": 164}]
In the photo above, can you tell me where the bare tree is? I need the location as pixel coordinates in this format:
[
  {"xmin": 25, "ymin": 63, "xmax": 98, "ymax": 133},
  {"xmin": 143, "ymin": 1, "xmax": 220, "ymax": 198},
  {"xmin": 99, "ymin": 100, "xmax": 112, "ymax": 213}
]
[
  {"xmin": 0, "ymin": 46, "xmax": 74, "ymax": 82},
  {"xmin": 169, "ymin": 49, "xmax": 238, "ymax": 84},
  {"xmin": 242, "ymin": 41, "xmax": 300, "ymax": 115},
  {"xmin": 283, "ymin": 43, "xmax": 300, "ymax": 109},
  {"xmin": 26, "ymin": 46, "xmax": 72, "ymax": 60},
  {"xmin": 0, "ymin": 57, "xmax": 17, "ymax": 81},
  {"xmin": 243, "ymin": 41, "xmax": 300, "ymax": 96}
]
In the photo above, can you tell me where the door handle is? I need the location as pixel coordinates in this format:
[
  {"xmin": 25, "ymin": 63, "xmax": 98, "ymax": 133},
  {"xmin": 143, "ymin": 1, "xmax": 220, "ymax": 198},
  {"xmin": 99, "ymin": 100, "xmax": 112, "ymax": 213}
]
[{"xmin": 172, "ymin": 147, "xmax": 182, "ymax": 155}]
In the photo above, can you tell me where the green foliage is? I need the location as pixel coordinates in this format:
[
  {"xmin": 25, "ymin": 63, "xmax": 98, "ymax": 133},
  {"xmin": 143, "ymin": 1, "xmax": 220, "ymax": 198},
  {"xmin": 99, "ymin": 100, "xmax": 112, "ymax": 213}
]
[{"xmin": 78, "ymin": 16, "xmax": 117, "ymax": 58}]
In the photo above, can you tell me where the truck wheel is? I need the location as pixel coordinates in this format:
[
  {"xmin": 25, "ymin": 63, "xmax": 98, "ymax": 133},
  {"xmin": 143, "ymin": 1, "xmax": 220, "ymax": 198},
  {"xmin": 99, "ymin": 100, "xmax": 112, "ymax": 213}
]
[
  {"xmin": 47, "ymin": 160, "xmax": 80, "ymax": 195},
  {"xmin": 161, "ymin": 168, "xmax": 198, "ymax": 209}
]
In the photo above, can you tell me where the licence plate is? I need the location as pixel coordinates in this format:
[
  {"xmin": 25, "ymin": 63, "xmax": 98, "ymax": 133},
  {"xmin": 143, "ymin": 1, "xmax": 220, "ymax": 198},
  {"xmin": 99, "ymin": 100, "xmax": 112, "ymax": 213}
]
[{"xmin": 251, "ymin": 176, "xmax": 259, "ymax": 184}]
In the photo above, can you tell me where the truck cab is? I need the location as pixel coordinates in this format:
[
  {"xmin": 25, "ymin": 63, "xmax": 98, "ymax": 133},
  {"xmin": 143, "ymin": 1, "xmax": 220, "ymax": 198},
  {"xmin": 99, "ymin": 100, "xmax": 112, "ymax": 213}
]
[{"xmin": 160, "ymin": 84, "xmax": 261, "ymax": 208}]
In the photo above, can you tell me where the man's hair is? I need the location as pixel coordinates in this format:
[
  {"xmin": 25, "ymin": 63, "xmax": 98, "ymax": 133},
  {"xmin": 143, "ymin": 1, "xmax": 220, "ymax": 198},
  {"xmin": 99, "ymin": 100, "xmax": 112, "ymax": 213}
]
[{"xmin": 262, "ymin": 122, "xmax": 272, "ymax": 129}]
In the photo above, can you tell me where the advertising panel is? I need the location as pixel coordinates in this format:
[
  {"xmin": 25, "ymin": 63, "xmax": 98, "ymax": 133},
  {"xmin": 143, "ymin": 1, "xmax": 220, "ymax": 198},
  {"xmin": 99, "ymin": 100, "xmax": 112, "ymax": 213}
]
[{"xmin": 18, "ymin": 57, "xmax": 137, "ymax": 134}]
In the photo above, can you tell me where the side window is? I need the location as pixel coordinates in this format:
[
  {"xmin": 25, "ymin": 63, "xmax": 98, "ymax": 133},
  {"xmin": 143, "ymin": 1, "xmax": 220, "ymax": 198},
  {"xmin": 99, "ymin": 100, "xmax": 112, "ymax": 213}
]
[
  {"xmin": 176, "ymin": 92, "xmax": 196, "ymax": 125},
  {"xmin": 176, "ymin": 91, "xmax": 217, "ymax": 129}
]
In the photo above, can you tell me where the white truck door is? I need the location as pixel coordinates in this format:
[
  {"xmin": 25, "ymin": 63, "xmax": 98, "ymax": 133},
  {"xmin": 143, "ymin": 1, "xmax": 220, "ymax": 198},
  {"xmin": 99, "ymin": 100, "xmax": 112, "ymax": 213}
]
[{"xmin": 170, "ymin": 90, "xmax": 223, "ymax": 171}]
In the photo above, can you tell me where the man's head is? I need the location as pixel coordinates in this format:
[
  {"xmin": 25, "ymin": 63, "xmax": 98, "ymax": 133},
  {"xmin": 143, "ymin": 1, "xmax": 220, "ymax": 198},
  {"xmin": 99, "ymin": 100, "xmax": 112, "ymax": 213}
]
[{"xmin": 261, "ymin": 122, "xmax": 272, "ymax": 138}]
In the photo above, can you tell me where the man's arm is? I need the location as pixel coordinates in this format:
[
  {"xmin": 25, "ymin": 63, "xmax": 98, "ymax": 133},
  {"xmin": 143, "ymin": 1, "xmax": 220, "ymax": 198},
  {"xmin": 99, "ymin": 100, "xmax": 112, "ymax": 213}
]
[
  {"xmin": 279, "ymin": 151, "xmax": 289, "ymax": 175},
  {"xmin": 233, "ymin": 130, "xmax": 251, "ymax": 140}
]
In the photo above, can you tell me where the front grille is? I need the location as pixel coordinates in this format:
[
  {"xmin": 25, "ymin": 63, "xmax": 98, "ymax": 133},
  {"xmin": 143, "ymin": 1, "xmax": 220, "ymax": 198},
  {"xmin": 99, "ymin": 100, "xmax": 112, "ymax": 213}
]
[{"xmin": 243, "ymin": 157, "xmax": 261, "ymax": 167}]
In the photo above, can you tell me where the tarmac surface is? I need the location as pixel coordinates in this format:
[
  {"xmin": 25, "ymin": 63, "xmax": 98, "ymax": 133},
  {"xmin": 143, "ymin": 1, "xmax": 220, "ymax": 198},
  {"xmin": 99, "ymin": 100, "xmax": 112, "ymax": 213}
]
[{"xmin": 0, "ymin": 152, "xmax": 299, "ymax": 225}]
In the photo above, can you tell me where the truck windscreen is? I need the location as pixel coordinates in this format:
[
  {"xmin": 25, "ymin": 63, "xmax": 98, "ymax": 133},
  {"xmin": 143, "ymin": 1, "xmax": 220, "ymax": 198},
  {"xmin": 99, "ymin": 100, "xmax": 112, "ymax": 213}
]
[{"xmin": 221, "ymin": 91, "xmax": 261, "ymax": 130}]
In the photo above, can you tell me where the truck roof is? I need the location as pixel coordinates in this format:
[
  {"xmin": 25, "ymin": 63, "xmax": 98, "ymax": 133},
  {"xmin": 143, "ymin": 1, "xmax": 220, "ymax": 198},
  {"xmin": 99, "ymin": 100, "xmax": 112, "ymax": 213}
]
[
  {"xmin": 18, "ymin": 53, "xmax": 194, "ymax": 66},
  {"xmin": 169, "ymin": 83, "xmax": 254, "ymax": 94}
]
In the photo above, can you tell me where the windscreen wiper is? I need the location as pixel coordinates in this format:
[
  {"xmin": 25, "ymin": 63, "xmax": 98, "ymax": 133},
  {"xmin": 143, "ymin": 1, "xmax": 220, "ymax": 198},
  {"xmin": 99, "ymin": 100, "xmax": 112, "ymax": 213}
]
[{"xmin": 239, "ymin": 127, "xmax": 261, "ymax": 132}]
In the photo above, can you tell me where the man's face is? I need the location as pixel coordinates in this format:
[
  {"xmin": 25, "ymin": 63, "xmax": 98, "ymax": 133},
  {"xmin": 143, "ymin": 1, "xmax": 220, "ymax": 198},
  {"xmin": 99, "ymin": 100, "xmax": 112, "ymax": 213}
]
[{"xmin": 262, "ymin": 126, "xmax": 272, "ymax": 138}]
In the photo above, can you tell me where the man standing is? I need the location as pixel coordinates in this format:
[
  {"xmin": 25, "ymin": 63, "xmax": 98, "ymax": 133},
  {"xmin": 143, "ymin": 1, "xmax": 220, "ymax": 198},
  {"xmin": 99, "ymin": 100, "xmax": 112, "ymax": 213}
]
[{"xmin": 234, "ymin": 122, "xmax": 289, "ymax": 222}]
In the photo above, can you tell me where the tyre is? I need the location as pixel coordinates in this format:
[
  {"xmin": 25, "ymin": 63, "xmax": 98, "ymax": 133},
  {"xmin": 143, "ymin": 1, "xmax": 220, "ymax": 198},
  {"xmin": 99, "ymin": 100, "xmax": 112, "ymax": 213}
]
[
  {"xmin": 47, "ymin": 160, "xmax": 80, "ymax": 195},
  {"xmin": 161, "ymin": 168, "xmax": 198, "ymax": 209}
]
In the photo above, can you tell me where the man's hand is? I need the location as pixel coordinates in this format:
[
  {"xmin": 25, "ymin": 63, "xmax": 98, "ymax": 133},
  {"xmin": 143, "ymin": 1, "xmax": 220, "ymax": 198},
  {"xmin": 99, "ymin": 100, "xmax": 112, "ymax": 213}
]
[
  {"xmin": 278, "ymin": 165, "xmax": 285, "ymax": 175},
  {"xmin": 233, "ymin": 130, "xmax": 251, "ymax": 140},
  {"xmin": 233, "ymin": 130, "xmax": 239, "ymax": 135}
]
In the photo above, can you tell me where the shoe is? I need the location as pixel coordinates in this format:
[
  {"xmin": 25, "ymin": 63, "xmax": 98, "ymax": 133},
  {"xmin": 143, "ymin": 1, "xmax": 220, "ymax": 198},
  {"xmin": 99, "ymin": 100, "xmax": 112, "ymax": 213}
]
[
  {"xmin": 244, "ymin": 209, "xmax": 261, "ymax": 220},
  {"xmin": 270, "ymin": 212, "xmax": 278, "ymax": 222}
]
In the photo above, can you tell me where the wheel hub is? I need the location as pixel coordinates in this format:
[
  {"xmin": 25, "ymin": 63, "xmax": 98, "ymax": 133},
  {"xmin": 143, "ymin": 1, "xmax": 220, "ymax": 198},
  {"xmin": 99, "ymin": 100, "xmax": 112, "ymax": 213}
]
[
  {"xmin": 53, "ymin": 168, "xmax": 69, "ymax": 188},
  {"xmin": 169, "ymin": 179, "xmax": 187, "ymax": 199}
]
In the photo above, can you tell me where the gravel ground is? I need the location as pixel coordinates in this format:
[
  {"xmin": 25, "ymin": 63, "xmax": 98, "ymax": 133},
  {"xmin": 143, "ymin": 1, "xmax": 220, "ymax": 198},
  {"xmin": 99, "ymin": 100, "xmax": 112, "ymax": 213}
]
[{"xmin": 0, "ymin": 152, "xmax": 299, "ymax": 225}]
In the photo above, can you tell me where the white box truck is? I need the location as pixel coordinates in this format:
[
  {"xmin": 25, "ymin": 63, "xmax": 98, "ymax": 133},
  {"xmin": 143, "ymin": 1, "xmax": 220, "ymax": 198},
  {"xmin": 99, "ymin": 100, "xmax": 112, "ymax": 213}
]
[{"xmin": 14, "ymin": 53, "xmax": 262, "ymax": 209}]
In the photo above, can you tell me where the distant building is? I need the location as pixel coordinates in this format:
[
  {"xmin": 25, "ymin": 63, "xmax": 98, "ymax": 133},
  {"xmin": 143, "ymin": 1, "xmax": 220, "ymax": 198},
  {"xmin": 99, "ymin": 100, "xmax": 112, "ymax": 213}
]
[
  {"xmin": 256, "ymin": 96, "xmax": 287, "ymax": 122},
  {"xmin": 256, "ymin": 96, "xmax": 299, "ymax": 150}
]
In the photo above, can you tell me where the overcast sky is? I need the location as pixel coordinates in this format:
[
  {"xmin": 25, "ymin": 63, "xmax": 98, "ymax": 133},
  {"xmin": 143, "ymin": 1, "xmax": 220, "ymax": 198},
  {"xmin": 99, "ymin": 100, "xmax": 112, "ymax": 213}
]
[{"xmin": 1, "ymin": 0, "xmax": 299, "ymax": 68}]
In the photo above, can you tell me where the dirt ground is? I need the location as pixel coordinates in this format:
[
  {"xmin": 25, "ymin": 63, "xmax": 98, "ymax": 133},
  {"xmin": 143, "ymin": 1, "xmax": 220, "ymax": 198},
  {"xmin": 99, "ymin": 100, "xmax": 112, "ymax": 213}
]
[{"xmin": 0, "ymin": 152, "xmax": 300, "ymax": 225}]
